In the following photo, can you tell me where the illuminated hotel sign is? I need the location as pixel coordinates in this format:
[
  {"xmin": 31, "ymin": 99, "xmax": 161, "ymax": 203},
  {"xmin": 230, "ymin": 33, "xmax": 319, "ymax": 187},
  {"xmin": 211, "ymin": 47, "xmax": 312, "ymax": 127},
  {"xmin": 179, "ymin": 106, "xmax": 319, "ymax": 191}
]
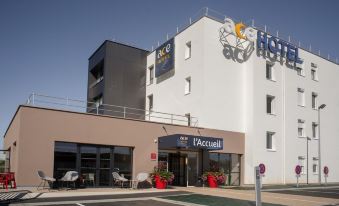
[
  {"xmin": 221, "ymin": 18, "xmax": 303, "ymax": 64},
  {"xmin": 159, "ymin": 134, "xmax": 223, "ymax": 150},
  {"xmin": 155, "ymin": 38, "xmax": 175, "ymax": 77}
]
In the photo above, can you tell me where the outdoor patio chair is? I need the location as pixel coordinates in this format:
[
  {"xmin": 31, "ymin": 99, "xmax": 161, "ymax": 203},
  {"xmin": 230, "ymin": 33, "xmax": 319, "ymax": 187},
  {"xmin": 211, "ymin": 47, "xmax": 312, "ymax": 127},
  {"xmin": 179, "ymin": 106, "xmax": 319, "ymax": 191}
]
[
  {"xmin": 59, "ymin": 171, "xmax": 79, "ymax": 189},
  {"xmin": 112, "ymin": 172, "xmax": 129, "ymax": 188},
  {"xmin": 131, "ymin": 172, "xmax": 150, "ymax": 189},
  {"xmin": 37, "ymin": 170, "xmax": 56, "ymax": 190},
  {"xmin": 82, "ymin": 173, "xmax": 95, "ymax": 187}
]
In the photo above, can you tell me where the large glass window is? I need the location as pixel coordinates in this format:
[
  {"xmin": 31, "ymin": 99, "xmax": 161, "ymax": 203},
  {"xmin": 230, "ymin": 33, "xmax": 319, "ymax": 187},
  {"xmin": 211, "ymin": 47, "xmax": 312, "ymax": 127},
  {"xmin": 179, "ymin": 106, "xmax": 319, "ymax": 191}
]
[
  {"xmin": 208, "ymin": 153, "xmax": 241, "ymax": 186},
  {"xmin": 53, "ymin": 142, "xmax": 132, "ymax": 187},
  {"xmin": 114, "ymin": 147, "xmax": 132, "ymax": 180},
  {"xmin": 54, "ymin": 142, "xmax": 77, "ymax": 179}
]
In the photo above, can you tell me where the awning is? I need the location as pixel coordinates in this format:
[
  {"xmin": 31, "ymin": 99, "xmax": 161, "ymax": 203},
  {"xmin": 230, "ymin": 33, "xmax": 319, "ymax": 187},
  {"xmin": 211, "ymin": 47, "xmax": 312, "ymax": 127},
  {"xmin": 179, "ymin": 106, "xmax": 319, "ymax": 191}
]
[{"xmin": 158, "ymin": 134, "xmax": 223, "ymax": 151}]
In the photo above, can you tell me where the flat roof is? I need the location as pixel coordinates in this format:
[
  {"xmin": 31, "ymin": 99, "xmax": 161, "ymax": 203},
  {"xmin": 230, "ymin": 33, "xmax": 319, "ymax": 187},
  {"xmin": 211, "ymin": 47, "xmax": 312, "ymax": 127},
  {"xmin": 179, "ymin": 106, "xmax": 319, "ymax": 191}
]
[{"xmin": 3, "ymin": 105, "xmax": 244, "ymax": 139}]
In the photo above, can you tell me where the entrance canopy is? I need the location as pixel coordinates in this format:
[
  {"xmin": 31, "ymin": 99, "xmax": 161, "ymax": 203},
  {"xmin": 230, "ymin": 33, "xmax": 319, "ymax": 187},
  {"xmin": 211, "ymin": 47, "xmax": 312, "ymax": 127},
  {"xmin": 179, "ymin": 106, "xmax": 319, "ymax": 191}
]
[{"xmin": 158, "ymin": 134, "xmax": 223, "ymax": 150}]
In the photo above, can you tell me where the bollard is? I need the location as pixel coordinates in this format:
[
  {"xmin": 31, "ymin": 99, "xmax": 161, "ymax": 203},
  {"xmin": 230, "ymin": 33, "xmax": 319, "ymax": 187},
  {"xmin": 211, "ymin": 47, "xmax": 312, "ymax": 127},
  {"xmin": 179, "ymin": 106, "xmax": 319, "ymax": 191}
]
[{"xmin": 254, "ymin": 166, "xmax": 262, "ymax": 206}]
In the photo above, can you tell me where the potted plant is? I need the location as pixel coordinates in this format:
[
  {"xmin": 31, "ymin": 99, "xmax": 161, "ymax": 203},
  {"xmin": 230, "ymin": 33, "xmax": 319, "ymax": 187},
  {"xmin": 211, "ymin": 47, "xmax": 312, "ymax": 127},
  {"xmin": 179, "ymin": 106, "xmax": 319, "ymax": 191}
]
[
  {"xmin": 150, "ymin": 166, "xmax": 174, "ymax": 189},
  {"xmin": 202, "ymin": 171, "xmax": 226, "ymax": 188}
]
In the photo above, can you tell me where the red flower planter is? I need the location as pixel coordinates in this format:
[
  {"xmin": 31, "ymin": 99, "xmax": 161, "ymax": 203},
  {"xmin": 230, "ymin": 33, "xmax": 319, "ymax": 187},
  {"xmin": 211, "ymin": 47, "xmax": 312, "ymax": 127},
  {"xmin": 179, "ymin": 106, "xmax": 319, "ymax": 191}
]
[
  {"xmin": 207, "ymin": 175, "xmax": 218, "ymax": 188},
  {"xmin": 155, "ymin": 175, "xmax": 167, "ymax": 189}
]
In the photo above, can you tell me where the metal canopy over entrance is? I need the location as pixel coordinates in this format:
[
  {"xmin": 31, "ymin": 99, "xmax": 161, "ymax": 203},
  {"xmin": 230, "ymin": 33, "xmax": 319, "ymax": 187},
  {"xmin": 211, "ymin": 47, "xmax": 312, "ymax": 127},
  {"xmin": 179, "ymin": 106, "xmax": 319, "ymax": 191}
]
[{"xmin": 158, "ymin": 134, "xmax": 223, "ymax": 151}]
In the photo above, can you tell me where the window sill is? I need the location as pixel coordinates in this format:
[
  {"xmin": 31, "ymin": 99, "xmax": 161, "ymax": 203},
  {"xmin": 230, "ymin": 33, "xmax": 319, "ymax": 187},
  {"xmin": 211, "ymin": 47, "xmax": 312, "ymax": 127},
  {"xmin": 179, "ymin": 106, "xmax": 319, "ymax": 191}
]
[
  {"xmin": 266, "ymin": 149, "xmax": 276, "ymax": 152},
  {"xmin": 312, "ymin": 79, "xmax": 319, "ymax": 82},
  {"xmin": 267, "ymin": 113, "xmax": 276, "ymax": 116},
  {"xmin": 313, "ymin": 137, "xmax": 319, "ymax": 140},
  {"xmin": 184, "ymin": 92, "xmax": 191, "ymax": 96},
  {"xmin": 185, "ymin": 56, "xmax": 191, "ymax": 60},
  {"xmin": 266, "ymin": 78, "xmax": 276, "ymax": 82},
  {"xmin": 312, "ymin": 108, "xmax": 318, "ymax": 111},
  {"xmin": 298, "ymin": 104, "xmax": 306, "ymax": 108},
  {"xmin": 297, "ymin": 74, "xmax": 306, "ymax": 77},
  {"xmin": 298, "ymin": 136, "xmax": 307, "ymax": 139},
  {"xmin": 147, "ymin": 82, "xmax": 154, "ymax": 86}
]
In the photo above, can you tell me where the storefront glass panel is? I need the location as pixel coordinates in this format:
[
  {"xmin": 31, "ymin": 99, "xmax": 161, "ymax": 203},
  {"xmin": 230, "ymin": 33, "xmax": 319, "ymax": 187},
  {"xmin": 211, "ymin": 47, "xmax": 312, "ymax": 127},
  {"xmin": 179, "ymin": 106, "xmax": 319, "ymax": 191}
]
[
  {"xmin": 54, "ymin": 142, "xmax": 132, "ymax": 187},
  {"xmin": 54, "ymin": 142, "xmax": 77, "ymax": 179}
]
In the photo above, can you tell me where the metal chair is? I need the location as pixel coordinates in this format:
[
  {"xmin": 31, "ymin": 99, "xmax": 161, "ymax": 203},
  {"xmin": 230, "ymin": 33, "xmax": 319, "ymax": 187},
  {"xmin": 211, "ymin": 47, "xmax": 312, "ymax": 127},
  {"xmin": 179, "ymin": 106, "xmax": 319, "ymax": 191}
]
[
  {"xmin": 112, "ymin": 172, "xmax": 129, "ymax": 188},
  {"xmin": 37, "ymin": 170, "xmax": 56, "ymax": 190},
  {"xmin": 59, "ymin": 171, "xmax": 79, "ymax": 189},
  {"xmin": 132, "ymin": 172, "xmax": 150, "ymax": 189}
]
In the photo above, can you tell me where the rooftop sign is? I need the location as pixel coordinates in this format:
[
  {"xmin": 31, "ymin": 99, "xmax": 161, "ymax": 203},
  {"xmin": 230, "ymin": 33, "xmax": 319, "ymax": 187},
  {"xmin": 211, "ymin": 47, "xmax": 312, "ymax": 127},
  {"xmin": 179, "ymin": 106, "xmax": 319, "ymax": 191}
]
[{"xmin": 220, "ymin": 18, "xmax": 303, "ymax": 64}]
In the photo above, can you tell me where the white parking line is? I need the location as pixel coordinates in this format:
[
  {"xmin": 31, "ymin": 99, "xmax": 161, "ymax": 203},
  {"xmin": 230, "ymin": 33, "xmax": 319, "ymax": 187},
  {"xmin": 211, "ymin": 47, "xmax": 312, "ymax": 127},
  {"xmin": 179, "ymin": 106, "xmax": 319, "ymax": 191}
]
[{"xmin": 76, "ymin": 203, "xmax": 85, "ymax": 206}]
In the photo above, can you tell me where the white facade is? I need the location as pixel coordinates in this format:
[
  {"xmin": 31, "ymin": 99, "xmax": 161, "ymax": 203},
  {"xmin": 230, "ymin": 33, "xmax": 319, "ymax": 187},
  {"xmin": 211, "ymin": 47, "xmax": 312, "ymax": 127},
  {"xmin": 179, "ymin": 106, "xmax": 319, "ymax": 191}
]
[{"xmin": 146, "ymin": 16, "xmax": 339, "ymax": 184}]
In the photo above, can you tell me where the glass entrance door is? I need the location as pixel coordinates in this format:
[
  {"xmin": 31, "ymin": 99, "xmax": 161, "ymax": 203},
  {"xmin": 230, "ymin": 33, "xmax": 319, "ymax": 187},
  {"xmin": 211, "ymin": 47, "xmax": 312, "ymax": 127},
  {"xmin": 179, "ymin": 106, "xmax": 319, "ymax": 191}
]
[
  {"xmin": 187, "ymin": 152, "xmax": 198, "ymax": 186},
  {"xmin": 168, "ymin": 153, "xmax": 187, "ymax": 186},
  {"xmin": 167, "ymin": 151, "xmax": 198, "ymax": 187}
]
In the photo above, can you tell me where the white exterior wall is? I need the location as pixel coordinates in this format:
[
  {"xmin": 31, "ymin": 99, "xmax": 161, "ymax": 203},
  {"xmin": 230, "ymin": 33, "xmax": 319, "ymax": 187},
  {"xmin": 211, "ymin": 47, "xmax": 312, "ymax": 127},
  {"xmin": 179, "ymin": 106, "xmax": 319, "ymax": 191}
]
[{"xmin": 146, "ymin": 16, "xmax": 339, "ymax": 184}]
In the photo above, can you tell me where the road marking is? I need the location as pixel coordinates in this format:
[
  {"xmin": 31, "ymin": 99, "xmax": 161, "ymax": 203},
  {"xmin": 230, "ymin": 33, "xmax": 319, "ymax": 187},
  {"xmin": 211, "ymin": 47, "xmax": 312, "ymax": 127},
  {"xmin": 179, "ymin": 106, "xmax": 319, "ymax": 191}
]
[
  {"xmin": 152, "ymin": 197, "xmax": 205, "ymax": 206},
  {"xmin": 76, "ymin": 203, "xmax": 85, "ymax": 206},
  {"xmin": 10, "ymin": 197, "xmax": 153, "ymax": 206}
]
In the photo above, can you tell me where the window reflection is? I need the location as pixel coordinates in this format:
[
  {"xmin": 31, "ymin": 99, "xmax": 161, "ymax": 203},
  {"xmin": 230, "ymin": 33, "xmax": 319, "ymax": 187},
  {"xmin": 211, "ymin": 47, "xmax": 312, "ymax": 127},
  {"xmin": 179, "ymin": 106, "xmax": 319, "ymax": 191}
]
[
  {"xmin": 208, "ymin": 153, "xmax": 241, "ymax": 186},
  {"xmin": 53, "ymin": 142, "xmax": 133, "ymax": 187}
]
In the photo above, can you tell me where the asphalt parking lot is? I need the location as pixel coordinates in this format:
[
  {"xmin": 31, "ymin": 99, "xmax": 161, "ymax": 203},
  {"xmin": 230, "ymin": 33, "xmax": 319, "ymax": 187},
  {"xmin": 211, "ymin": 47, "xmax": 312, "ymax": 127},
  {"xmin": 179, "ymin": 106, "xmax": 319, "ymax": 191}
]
[
  {"xmin": 36, "ymin": 199, "xmax": 181, "ymax": 206},
  {"xmin": 268, "ymin": 187, "xmax": 339, "ymax": 199},
  {"xmin": 8, "ymin": 192, "xmax": 282, "ymax": 206}
]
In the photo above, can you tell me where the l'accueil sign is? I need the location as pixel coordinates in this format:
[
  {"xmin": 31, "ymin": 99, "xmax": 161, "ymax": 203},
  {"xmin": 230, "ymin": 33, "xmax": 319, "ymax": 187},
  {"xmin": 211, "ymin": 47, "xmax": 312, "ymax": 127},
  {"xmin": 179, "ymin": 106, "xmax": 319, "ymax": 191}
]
[
  {"xmin": 223, "ymin": 18, "xmax": 303, "ymax": 64},
  {"xmin": 192, "ymin": 137, "xmax": 222, "ymax": 149}
]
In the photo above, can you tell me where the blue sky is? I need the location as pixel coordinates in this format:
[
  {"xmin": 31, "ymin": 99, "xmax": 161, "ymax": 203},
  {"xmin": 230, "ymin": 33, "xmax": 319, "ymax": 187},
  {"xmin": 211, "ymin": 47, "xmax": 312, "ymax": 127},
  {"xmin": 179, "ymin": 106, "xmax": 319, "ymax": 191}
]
[{"xmin": 0, "ymin": 0, "xmax": 338, "ymax": 148}]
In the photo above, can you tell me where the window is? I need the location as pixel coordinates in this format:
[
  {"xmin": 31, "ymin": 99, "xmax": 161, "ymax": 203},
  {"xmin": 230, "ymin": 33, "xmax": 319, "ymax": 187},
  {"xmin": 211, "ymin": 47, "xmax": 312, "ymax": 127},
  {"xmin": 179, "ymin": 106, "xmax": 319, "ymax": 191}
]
[
  {"xmin": 185, "ymin": 41, "xmax": 191, "ymax": 59},
  {"xmin": 312, "ymin": 92, "xmax": 318, "ymax": 109},
  {"xmin": 312, "ymin": 122, "xmax": 318, "ymax": 139},
  {"xmin": 266, "ymin": 132, "xmax": 275, "ymax": 150},
  {"xmin": 311, "ymin": 63, "xmax": 318, "ymax": 81},
  {"xmin": 208, "ymin": 153, "xmax": 241, "ymax": 186},
  {"xmin": 54, "ymin": 142, "xmax": 77, "ymax": 179},
  {"xmin": 297, "ymin": 88, "xmax": 305, "ymax": 106},
  {"xmin": 298, "ymin": 156, "xmax": 306, "ymax": 174},
  {"xmin": 185, "ymin": 113, "xmax": 191, "ymax": 126},
  {"xmin": 298, "ymin": 119, "xmax": 306, "ymax": 137},
  {"xmin": 148, "ymin": 94, "xmax": 153, "ymax": 111},
  {"xmin": 296, "ymin": 62, "xmax": 305, "ymax": 76},
  {"xmin": 266, "ymin": 95, "xmax": 275, "ymax": 114},
  {"xmin": 185, "ymin": 77, "xmax": 191, "ymax": 95},
  {"xmin": 148, "ymin": 65, "xmax": 154, "ymax": 84},
  {"xmin": 312, "ymin": 157, "xmax": 319, "ymax": 174},
  {"xmin": 54, "ymin": 142, "xmax": 133, "ymax": 187},
  {"xmin": 266, "ymin": 62, "xmax": 275, "ymax": 81}
]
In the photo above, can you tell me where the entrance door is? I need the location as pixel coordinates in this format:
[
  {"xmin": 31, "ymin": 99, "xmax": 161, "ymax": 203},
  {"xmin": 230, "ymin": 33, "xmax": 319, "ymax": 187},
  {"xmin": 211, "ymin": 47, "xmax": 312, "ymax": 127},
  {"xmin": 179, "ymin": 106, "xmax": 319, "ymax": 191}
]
[
  {"xmin": 168, "ymin": 152, "xmax": 198, "ymax": 186},
  {"xmin": 187, "ymin": 152, "xmax": 198, "ymax": 186},
  {"xmin": 168, "ymin": 153, "xmax": 187, "ymax": 186}
]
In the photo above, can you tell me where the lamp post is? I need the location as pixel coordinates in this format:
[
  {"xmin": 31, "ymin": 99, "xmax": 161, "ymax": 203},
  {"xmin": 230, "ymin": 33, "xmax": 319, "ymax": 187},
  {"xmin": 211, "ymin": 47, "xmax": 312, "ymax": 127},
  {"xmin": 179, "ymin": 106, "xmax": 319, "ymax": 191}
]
[
  {"xmin": 306, "ymin": 136, "xmax": 311, "ymax": 184},
  {"xmin": 318, "ymin": 104, "xmax": 326, "ymax": 184}
]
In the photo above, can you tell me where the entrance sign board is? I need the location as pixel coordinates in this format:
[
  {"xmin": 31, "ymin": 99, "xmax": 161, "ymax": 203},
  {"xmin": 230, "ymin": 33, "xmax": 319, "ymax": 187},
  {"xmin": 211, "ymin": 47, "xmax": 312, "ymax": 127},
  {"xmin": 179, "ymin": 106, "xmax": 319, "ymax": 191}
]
[
  {"xmin": 151, "ymin": 152, "xmax": 157, "ymax": 161},
  {"xmin": 158, "ymin": 134, "xmax": 223, "ymax": 150}
]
